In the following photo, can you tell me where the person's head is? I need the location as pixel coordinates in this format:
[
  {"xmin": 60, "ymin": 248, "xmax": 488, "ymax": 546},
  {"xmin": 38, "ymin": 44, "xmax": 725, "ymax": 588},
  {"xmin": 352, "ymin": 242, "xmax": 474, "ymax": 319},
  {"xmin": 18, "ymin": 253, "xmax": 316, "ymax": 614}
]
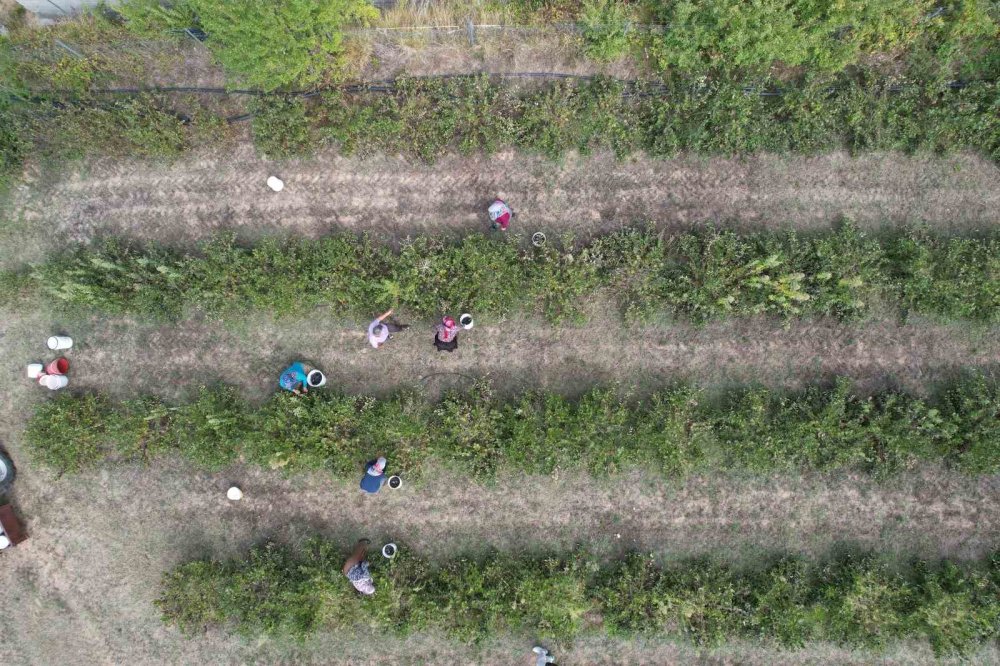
[
  {"xmin": 373, "ymin": 456, "xmax": 387, "ymax": 473},
  {"xmin": 279, "ymin": 371, "xmax": 300, "ymax": 391},
  {"xmin": 373, "ymin": 323, "xmax": 385, "ymax": 337},
  {"xmin": 443, "ymin": 316, "xmax": 457, "ymax": 329}
]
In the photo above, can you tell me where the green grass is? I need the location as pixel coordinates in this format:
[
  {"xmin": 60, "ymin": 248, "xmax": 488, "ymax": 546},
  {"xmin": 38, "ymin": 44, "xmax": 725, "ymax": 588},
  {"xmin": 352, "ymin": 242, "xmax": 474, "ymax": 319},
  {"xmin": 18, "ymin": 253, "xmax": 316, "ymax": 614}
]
[
  {"xmin": 15, "ymin": 225, "xmax": 1000, "ymax": 324},
  {"xmin": 319, "ymin": 75, "xmax": 1000, "ymax": 162},
  {"xmin": 25, "ymin": 374, "xmax": 1000, "ymax": 477},
  {"xmin": 158, "ymin": 538, "xmax": 1000, "ymax": 655}
]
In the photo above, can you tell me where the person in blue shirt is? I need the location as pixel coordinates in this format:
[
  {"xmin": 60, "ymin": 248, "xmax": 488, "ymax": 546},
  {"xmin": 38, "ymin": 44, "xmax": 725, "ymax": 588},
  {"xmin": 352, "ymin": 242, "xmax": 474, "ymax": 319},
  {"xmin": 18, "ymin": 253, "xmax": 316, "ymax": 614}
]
[
  {"xmin": 360, "ymin": 456, "xmax": 387, "ymax": 494},
  {"xmin": 278, "ymin": 362, "xmax": 313, "ymax": 395}
]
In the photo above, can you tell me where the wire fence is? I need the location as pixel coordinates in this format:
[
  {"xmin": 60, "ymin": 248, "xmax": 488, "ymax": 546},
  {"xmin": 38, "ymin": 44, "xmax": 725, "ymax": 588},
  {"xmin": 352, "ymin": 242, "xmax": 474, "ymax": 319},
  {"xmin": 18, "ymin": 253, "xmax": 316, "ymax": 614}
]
[{"xmin": 26, "ymin": 72, "xmax": 989, "ymax": 125}]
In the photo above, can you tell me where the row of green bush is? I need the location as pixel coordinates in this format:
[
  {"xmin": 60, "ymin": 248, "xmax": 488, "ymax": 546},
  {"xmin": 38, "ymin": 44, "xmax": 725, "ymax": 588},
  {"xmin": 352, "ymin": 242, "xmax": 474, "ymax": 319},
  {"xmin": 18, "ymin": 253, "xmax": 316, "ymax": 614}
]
[
  {"xmin": 158, "ymin": 539, "xmax": 1000, "ymax": 655},
  {"xmin": 643, "ymin": 0, "xmax": 999, "ymax": 75},
  {"xmin": 507, "ymin": 0, "xmax": 998, "ymax": 75},
  {"xmin": 2, "ymin": 73, "xmax": 998, "ymax": 193},
  {"xmin": 115, "ymin": 0, "xmax": 999, "ymax": 82},
  {"xmin": 275, "ymin": 75, "xmax": 1000, "ymax": 162},
  {"xmin": 20, "ymin": 225, "xmax": 1000, "ymax": 324},
  {"xmin": 26, "ymin": 374, "xmax": 1000, "ymax": 477}
]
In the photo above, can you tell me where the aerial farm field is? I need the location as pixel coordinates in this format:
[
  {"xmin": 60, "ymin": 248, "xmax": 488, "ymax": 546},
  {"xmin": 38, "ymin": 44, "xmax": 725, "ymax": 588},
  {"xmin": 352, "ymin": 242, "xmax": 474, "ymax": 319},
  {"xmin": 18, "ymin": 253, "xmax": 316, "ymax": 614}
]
[{"xmin": 0, "ymin": 1, "xmax": 998, "ymax": 664}]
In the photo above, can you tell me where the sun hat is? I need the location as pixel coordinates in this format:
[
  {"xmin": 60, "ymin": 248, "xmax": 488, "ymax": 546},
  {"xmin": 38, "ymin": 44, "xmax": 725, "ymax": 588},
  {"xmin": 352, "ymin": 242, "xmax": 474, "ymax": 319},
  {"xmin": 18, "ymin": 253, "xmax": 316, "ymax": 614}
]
[{"xmin": 370, "ymin": 456, "xmax": 387, "ymax": 474}]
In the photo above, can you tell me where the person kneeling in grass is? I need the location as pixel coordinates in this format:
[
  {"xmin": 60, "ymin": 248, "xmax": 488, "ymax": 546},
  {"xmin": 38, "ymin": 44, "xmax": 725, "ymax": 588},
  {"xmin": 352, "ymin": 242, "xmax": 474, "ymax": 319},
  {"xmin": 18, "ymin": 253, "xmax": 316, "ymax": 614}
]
[
  {"xmin": 278, "ymin": 361, "xmax": 314, "ymax": 395},
  {"xmin": 342, "ymin": 538, "xmax": 375, "ymax": 596}
]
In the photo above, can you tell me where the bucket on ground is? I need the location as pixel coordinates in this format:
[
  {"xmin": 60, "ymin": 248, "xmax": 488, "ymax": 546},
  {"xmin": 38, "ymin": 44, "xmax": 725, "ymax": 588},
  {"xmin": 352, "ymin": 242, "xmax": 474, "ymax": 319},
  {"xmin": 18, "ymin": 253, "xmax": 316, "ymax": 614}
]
[
  {"xmin": 47, "ymin": 336, "xmax": 73, "ymax": 350},
  {"xmin": 26, "ymin": 363, "xmax": 44, "ymax": 379},
  {"xmin": 39, "ymin": 374, "xmax": 69, "ymax": 390},
  {"xmin": 227, "ymin": 486, "xmax": 243, "ymax": 501},
  {"xmin": 0, "ymin": 534, "xmax": 10, "ymax": 550},
  {"xmin": 266, "ymin": 176, "xmax": 284, "ymax": 192},
  {"xmin": 459, "ymin": 314, "xmax": 474, "ymax": 330},
  {"xmin": 382, "ymin": 543, "xmax": 397, "ymax": 559},
  {"xmin": 307, "ymin": 370, "xmax": 326, "ymax": 388},
  {"xmin": 388, "ymin": 475, "xmax": 402, "ymax": 489},
  {"xmin": 46, "ymin": 358, "xmax": 69, "ymax": 375}
]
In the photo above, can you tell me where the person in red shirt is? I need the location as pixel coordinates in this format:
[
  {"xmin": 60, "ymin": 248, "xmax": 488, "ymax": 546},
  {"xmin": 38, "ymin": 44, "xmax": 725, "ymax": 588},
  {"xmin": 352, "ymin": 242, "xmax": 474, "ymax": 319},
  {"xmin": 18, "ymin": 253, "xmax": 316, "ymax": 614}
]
[{"xmin": 434, "ymin": 316, "xmax": 460, "ymax": 352}]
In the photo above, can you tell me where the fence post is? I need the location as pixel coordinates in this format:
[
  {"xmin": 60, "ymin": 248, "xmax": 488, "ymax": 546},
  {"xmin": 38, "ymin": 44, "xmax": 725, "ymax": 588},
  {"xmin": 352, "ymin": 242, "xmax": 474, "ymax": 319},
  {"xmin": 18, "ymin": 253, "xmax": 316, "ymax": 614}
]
[{"xmin": 466, "ymin": 18, "xmax": 476, "ymax": 46}]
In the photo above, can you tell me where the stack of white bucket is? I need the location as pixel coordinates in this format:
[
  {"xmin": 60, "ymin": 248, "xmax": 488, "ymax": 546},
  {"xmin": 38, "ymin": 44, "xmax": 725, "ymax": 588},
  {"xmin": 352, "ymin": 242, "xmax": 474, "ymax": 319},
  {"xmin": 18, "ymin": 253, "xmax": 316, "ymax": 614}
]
[{"xmin": 27, "ymin": 336, "xmax": 73, "ymax": 390}]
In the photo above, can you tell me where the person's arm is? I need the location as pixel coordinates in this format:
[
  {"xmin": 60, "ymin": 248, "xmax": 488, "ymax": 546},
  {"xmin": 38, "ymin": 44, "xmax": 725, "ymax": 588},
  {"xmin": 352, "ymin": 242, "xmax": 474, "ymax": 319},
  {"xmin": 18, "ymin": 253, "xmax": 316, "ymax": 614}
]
[
  {"xmin": 376, "ymin": 308, "xmax": 393, "ymax": 323},
  {"xmin": 342, "ymin": 540, "xmax": 370, "ymax": 575}
]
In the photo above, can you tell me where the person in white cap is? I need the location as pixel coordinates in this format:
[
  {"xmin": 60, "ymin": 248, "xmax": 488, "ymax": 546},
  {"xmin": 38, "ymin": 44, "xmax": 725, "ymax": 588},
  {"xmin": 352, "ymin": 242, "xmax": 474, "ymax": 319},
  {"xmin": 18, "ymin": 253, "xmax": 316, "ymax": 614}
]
[
  {"xmin": 368, "ymin": 308, "xmax": 408, "ymax": 349},
  {"xmin": 532, "ymin": 646, "xmax": 556, "ymax": 665},
  {"xmin": 360, "ymin": 456, "xmax": 388, "ymax": 494}
]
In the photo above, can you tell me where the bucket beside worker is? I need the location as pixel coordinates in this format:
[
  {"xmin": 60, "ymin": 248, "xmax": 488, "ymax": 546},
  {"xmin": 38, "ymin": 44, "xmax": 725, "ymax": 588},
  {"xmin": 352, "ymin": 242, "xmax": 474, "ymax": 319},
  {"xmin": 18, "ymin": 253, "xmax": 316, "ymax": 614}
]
[
  {"xmin": 307, "ymin": 370, "xmax": 326, "ymax": 388},
  {"xmin": 382, "ymin": 543, "xmax": 397, "ymax": 559},
  {"xmin": 459, "ymin": 314, "xmax": 474, "ymax": 330}
]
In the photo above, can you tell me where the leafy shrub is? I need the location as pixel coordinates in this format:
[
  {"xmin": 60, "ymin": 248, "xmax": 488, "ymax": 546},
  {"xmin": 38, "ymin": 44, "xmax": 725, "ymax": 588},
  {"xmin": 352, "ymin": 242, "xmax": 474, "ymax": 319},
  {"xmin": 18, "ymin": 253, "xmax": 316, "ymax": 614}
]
[
  {"xmin": 22, "ymin": 226, "xmax": 1000, "ymax": 324},
  {"xmin": 158, "ymin": 540, "xmax": 1000, "ymax": 654},
  {"xmin": 25, "ymin": 374, "xmax": 1000, "ymax": 479},
  {"xmin": 250, "ymin": 96, "xmax": 313, "ymax": 158},
  {"xmin": 23, "ymin": 393, "xmax": 141, "ymax": 472},
  {"xmin": 183, "ymin": 0, "xmax": 378, "ymax": 90},
  {"xmin": 644, "ymin": 0, "xmax": 998, "ymax": 74},
  {"xmin": 579, "ymin": 0, "xmax": 634, "ymax": 62}
]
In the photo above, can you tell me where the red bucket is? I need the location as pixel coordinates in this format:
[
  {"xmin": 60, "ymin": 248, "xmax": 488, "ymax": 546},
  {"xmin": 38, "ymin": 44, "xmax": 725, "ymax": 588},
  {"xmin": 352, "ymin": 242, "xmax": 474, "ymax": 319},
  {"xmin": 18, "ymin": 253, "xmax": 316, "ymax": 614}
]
[{"xmin": 46, "ymin": 358, "xmax": 69, "ymax": 375}]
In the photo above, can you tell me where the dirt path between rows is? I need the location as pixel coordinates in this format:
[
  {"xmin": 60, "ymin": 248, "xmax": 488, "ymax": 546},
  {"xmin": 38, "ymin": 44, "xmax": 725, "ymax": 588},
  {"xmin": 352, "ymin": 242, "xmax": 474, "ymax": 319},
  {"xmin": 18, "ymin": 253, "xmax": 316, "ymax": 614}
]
[
  {"xmin": 4, "ymin": 308, "xmax": 998, "ymax": 403},
  {"xmin": 8, "ymin": 148, "xmax": 999, "ymax": 266}
]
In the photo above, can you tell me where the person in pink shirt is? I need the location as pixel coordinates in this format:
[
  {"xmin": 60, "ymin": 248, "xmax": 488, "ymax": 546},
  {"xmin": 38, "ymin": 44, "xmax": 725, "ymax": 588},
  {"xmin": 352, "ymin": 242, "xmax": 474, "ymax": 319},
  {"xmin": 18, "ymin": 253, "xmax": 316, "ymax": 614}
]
[{"xmin": 433, "ymin": 316, "xmax": 460, "ymax": 352}]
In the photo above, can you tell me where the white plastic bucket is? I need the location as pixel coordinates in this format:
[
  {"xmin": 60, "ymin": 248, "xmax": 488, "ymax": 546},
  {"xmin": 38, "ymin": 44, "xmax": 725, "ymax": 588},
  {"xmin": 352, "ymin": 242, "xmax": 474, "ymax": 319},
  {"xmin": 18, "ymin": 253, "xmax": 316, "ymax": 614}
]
[
  {"xmin": 307, "ymin": 370, "xmax": 326, "ymax": 388},
  {"xmin": 27, "ymin": 363, "xmax": 44, "ymax": 379},
  {"xmin": 40, "ymin": 374, "xmax": 69, "ymax": 390},
  {"xmin": 227, "ymin": 486, "xmax": 243, "ymax": 501},
  {"xmin": 47, "ymin": 336, "xmax": 73, "ymax": 350},
  {"xmin": 459, "ymin": 314, "xmax": 474, "ymax": 330},
  {"xmin": 382, "ymin": 543, "xmax": 397, "ymax": 559},
  {"xmin": 388, "ymin": 475, "xmax": 402, "ymax": 489},
  {"xmin": 0, "ymin": 534, "xmax": 10, "ymax": 550},
  {"xmin": 266, "ymin": 176, "xmax": 284, "ymax": 192}
]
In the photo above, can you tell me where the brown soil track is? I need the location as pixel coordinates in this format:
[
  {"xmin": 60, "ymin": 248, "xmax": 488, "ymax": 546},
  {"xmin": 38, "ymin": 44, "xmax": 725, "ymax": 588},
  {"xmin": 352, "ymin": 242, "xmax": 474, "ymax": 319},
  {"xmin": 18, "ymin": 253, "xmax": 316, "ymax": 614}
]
[
  {"xmin": 3, "ymin": 309, "xmax": 1000, "ymax": 403},
  {"xmin": 9, "ymin": 148, "xmax": 1000, "ymax": 266}
]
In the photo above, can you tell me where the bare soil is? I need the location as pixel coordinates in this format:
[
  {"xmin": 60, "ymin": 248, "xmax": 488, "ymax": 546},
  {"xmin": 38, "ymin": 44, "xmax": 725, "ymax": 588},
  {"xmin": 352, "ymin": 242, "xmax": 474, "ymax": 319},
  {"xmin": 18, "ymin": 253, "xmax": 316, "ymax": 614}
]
[
  {"xmin": 7, "ymin": 148, "xmax": 1000, "ymax": 267},
  {"xmin": 4, "ymin": 308, "xmax": 1000, "ymax": 403}
]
